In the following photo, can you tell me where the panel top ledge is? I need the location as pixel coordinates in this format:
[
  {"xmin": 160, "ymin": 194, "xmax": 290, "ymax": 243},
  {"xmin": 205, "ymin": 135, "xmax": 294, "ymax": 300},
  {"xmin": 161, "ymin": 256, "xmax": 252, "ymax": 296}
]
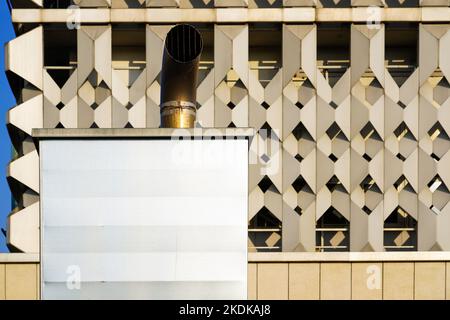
[{"xmin": 32, "ymin": 128, "xmax": 254, "ymax": 139}]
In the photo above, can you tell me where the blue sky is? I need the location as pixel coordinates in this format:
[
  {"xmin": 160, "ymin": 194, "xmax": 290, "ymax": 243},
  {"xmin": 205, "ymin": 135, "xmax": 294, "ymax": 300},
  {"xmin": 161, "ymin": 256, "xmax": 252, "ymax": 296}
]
[{"xmin": 0, "ymin": 2, "xmax": 16, "ymax": 252}]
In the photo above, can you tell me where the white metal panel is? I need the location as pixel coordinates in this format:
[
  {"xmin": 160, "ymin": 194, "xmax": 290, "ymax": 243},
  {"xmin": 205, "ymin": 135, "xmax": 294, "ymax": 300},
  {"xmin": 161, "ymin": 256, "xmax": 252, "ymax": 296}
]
[{"xmin": 40, "ymin": 139, "xmax": 248, "ymax": 299}]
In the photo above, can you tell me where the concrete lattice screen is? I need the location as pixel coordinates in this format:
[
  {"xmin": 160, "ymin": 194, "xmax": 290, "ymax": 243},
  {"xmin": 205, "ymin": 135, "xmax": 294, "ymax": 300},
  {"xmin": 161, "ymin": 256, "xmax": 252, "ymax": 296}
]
[
  {"xmin": 5, "ymin": 1, "xmax": 450, "ymax": 254},
  {"xmin": 39, "ymin": 0, "xmax": 450, "ymax": 8}
]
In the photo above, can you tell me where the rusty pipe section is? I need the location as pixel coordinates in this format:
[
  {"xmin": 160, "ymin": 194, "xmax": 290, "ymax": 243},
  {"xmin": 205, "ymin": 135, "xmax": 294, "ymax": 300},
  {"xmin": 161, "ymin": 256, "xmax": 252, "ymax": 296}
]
[{"xmin": 160, "ymin": 24, "xmax": 203, "ymax": 128}]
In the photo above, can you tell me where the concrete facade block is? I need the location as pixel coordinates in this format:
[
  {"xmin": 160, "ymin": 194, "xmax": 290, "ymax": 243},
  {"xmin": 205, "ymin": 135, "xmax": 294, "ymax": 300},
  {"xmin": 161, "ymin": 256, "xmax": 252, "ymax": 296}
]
[
  {"xmin": 320, "ymin": 263, "xmax": 351, "ymax": 300},
  {"xmin": 288, "ymin": 263, "xmax": 320, "ymax": 300},
  {"xmin": 414, "ymin": 262, "xmax": 446, "ymax": 300},
  {"xmin": 257, "ymin": 263, "xmax": 288, "ymax": 299},
  {"xmin": 248, "ymin": 263, "xmax": 257, "ymax": 300},
  {"xmin": 5, "ymin": 264, "xmax": 38, "ymax": 300},
  {"xmin": 383, "ymin": 262, "xmax": 414, "ymax": 300},
  {"xmin": 0, "ymin": 265, "xmax": 5, "ymax": 300}
]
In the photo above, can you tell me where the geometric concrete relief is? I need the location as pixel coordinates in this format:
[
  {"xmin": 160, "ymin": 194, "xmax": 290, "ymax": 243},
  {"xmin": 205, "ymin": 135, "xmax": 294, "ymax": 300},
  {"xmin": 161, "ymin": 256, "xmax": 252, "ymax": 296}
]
[
  {"xmin": 146, "ymin": 0, "xmax": 179, "ymax": 7},
  {"xmin": 316, "ymin": 66, "xmax": 351, "ymax": 251},
  {"xmin": 214, "ymin": 25, "xmax": 249, "ymax": 128},
  {"xmin": 112, "ymin": 49, "xmax": 146, "ymax": 128},
  {"xmin": 418, "ymin": 24, "xmax": 450, "ymax": 251},
  {"xmin": 315, "ymin": 0, "xmax": 350, "ymax": 7},
  {"xmin": 283, "ymin": 0, "xmax": 316, "ymax": 6},
  {"xmin": 215, "ymin": 0, "xmax": 248, "ymax": 7},
  {"xmin": 196, "ymin": 55, "xmax": 215, "ymax": 128},
  {"xmin": 212, "ymin": 25, "xmax": 253, "ymax": 247},
  {"xmin": 384, "ymin": 62, "xmax": 419, "ymax": 251},
  {"xmin": 111, "ymin": 0, "xmax": 146, "ymax": 7},
  {"xmin": 420, "ymin": 0, "xmax": 450, "ymax": 6},
  {"xmin": 5, "ymin": 26, "xmax": 43, "ymax": 252},
  {"xmin": 77, "ymin": 26, "xmax": 112, "ymax": 128},
  {"xmin": 248, "ymin": 42, "xmax": 282, "ymax": 252},
  {"xmin": 73, "ymin": 0, "xmax": 111, "ymax": 7},
  {"xmin": 350, "ymin": 24, "xmax": 385, "ymax": 252},
  {"xmin": 13, "ymin": 0, "xmax": 43, "ymax": 7},
  {"xmin": 351, "ymin": 0, "xmax": 385, "ymax": 6},
  {"xmin": 177, "ymin": 0, "xmax": 213, "ymax": 8},
  {"xmin": 281, "ymin": 24, "xmax": 317, "ymax": 252},
  {"xmin": 146, "ymin": 25, "xmax": 172, "ymax": 128},
  {"xmin": 249, "ymin": 0, "xmax": 281, "ymax": 8},
  {"xmin": 43, "ymin": 69, "xmax": 78, "ymax": 128},
  {"xmin": 5, "ymin": 12, "xmax": 450, "ymax": 254}
]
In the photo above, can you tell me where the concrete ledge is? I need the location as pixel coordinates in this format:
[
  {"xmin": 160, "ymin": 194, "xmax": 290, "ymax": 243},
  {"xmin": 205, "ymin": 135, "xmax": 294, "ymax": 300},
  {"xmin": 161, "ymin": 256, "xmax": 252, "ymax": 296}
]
[
  {"xmin": 4, "ymin": 252, "xmax": 449, "ymax": 263},
  {"xmin": 32, "ymin": 128, "xmax": 254, "ymax": 139},
  {"xmin": 249, "ymin": 252, "xmax": 450, "ymax": 262},
  {"xmin": 0, "ymin": 253, "xmax": 39, "ymax": 263},
  {"xmin": 11, "ymin": 8, "xmax": 450, "ymax": 23}
]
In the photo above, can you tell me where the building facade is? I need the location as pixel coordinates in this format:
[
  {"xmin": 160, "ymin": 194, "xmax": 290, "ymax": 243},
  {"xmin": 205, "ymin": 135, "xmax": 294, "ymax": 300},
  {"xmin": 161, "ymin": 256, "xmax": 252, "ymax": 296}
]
[{"xmin": 3, "ymin": 0, "xmax": 450, "ymax": 299}]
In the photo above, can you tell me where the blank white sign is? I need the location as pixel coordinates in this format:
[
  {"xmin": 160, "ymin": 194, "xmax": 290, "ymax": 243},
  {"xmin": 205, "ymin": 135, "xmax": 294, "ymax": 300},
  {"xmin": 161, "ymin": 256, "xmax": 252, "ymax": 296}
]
[{"xmin": 40, "ymin": 139, "xmax": 248, "ymax": 299}]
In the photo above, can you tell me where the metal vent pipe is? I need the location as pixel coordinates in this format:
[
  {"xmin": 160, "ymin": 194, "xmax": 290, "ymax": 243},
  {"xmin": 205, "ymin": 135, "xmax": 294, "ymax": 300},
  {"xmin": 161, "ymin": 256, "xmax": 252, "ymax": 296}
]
[{"xmin": 160, "ymin": 24, "xmax": 203, "ymax": 128}]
